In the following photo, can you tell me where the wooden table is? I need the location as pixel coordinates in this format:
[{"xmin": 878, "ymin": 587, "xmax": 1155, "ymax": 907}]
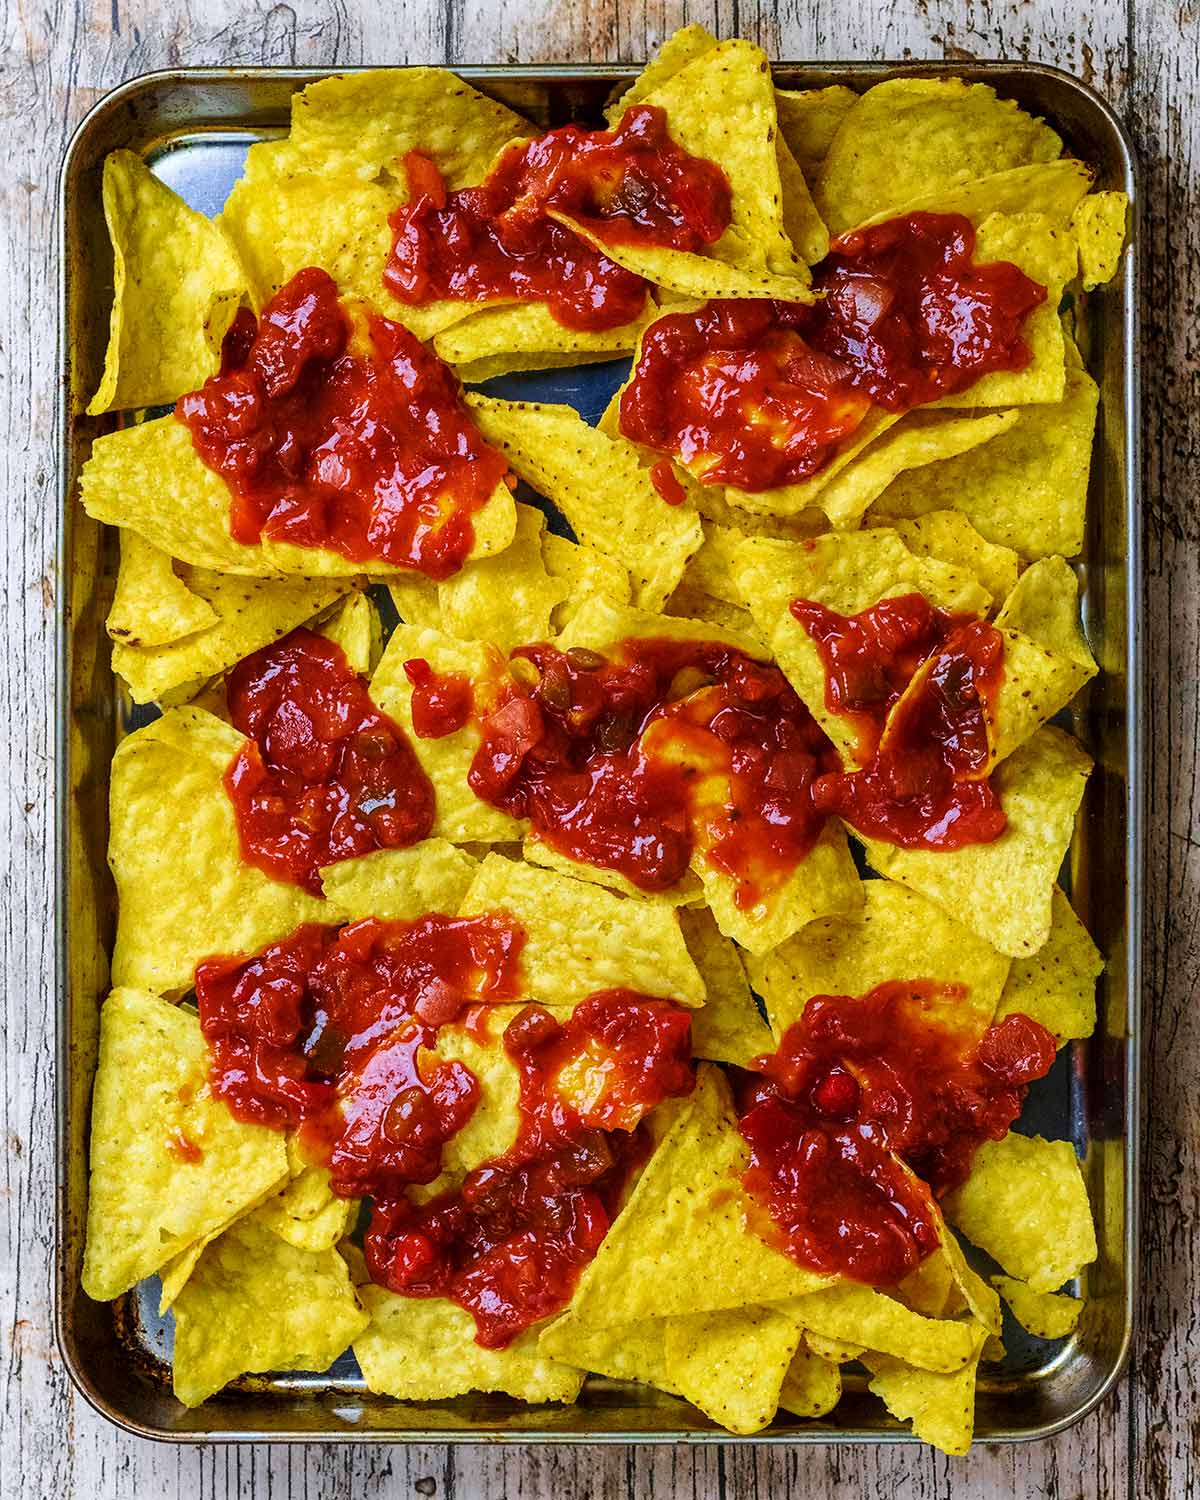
[{"xmin": 3, "ymin": 1, "xmax": 1194, "ymax": 1495}]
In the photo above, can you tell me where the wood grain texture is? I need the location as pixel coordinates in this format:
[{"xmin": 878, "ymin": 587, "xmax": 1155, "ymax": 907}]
[{"xmin": 1, "ymin": 0, "xmax": 1193, "ymax": 1495}]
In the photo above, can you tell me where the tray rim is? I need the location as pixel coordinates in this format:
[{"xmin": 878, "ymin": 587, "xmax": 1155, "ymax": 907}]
[{"xmin": 54, "ymin": 55, "xmax": 1143, "ymax": 1447}]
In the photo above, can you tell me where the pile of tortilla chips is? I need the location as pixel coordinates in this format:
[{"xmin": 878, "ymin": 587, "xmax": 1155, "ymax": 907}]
[{"xmin": 78, "ymin": 27, "xmax": 1123, "ymax": 1452}]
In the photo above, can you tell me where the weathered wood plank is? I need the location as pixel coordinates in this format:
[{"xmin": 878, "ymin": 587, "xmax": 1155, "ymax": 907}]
[{"xmin": 1, "ymin": 0, "xmax": 1192, "ymax": 1496}]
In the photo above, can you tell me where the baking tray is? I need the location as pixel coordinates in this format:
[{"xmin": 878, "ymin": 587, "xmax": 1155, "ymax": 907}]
[{"xmin": 55, "ymin": 60, "xmax": 1141, "ymax": 1444}]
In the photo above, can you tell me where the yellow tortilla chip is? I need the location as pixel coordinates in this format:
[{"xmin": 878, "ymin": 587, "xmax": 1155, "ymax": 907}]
[
  {"xmin": 81, "ymin": 988, "xmax": 289, "ymax": 1301},
  {"xmin": 804, "ymin": 409, "xmax": 1020, "ymax": 528},
  {"xmin": 745, "ymin": 877, "xmax": 1010, "ymax": 1039},
  {"xmin": 1071, "ymin": 191, "xmax": 1128, "ymax": 290},
  {"xmin": 720, "ymin": 408, "xmax": 901, "ymax": 520},
  {"xmin": 604, "ymin": 24, "xmax": 720, "ymax": 125},
  {"xmin": 112, "ymin": 566, "xmax": 351, "ymax": 704},
  {"xmin": 255, "ymin": 1166, "xmax": 357, "ymax": 1254},
  {"xmin": 458, "ymin": 853, "xmax": 705, "ymax": 1007},
  {"xmin": 679, "ymin": 908, "xmax": 774, "ymax": 1066},
  {"xmin": 778, "ymin": 1339, "xmax": 843, "ymax": 1418},
  {"xmin": 286, "ymin": 67, "xmax": 535, "ymax": 189},
  {"xmin": 870, "ymin": 345, "xmax": 1099, "ymax": 559},
  {"xmin": 539, "ymin": 1310, "xmax": 679, "ymax": 1393},
  {"xmin": 857, "ymin": 158, "xmax": 1094, "ymax": 230},
  {"xmin": 87, "ymin": 150, "xmax": 248, "ymax": 415},
  {"xmin": 991, "ymin": 1275, "xmax": 1083, "ymax": 1339},
  {"xmin": 891, "ymin": 511, "xmax": 1020, "ymax": 604},
  {"xmin": 438, "ymin": 503, "xmax": 567, "ymax": 650},
  {"xmin": 993, "ymin": 886, "xmax": 1103, "ymax": 1044},
  {"xmin": 555, "ymin": 591, "xmax": 761, "ymax": 658},
  {"xmin": 994, "ymin": 555, "xmax": 1095, "ymax": 668},
  {"xmin": 862, "ymin": 727, "xmax": 1092, "ymax": 957},
  {"xmin": 678, "ymin": 522, "xmax": 754, "ymax": 606},
  {"xmin": 791, "ymin": 1283, "xmax": 982, "ymax": 1373},
  {"xmin": 109, "ymin": 708, "xmax": 331, "ymax": 994},
  {"xmin": 732, "ymin": 530, "xmax": 992, "ymax": 761},
  {"xmin": 319, "ymin": 839, "xmax": 479, "ymax": 921},
  {"xmin": 775, "ymin": 133, "xmax": 830, "ymax": 266},
  {"xmin": 542, "ymin": 531, "xmax": 632, "ymax": 630},
  {"xmin": 663, "ymin": 1303, "xmax": 805, "ymax": 1435},
  {"xmin": 354, "ymin": 1287, "xmax": 583, "ymax": 1403},
  {"xmin": 565, "ymin": 1066, "xmax": 829, "ymax": 1328},
  {"xmin": 387, "ymin": 573, "xmax": 443, "ymax": 631},
  {"xmin": 318, "ymin": 589, "xmax": 381, "ymax": 676},
  {"xmin": 522, "ymin": 834, "xmax": 704, "ymax": 907},
  {"xmin": 466, "ymin": 394, "xmax": 703, "ymax": 610},
  {"xmin": 435, "ymin": 299, "xmax": 651, "ymax": 384},
  {"xmin": 107, "ymin": 529, "xmax": 218, "ymax": 649},
  {"xmin": 864, "ymin": 1329, "xmax": 987, "ymax": 1455},
  {"xmin": 664, "ymin": 582, "xmax": 763, "ymax": 643},
  {"xmin": 774, "ymin": 85, "xmax": 859, "ymax": 182},
  {"xmin": 944, "ymin": 1132, "xmax": 1097, "ymax": 1293},
  {"xmin": 171, "ymin": 1214, "xmax": 368, "ymax": 1406},
  {"xmin": 814, "ymin": 78, "xmax": 1062, "ymax": 235}
]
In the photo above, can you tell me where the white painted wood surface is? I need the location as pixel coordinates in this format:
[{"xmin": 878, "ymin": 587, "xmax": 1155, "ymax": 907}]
[{"xmin": 2, "ymin": 0, "xmax": 1195, "ymax": 1494}]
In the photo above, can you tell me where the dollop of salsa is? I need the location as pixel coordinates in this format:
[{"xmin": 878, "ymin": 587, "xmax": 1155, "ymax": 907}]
[
  {"xmin": 790, "ymin": 594, "xmax": 1008, "ymax": 850},
  {"xmin": 618, "ymin": 211, "xmax": 1048, "ymax": 492},
  {"xmin": 195, "ymin": 919, "xmax": 693, "ymax": 1345},
  {"xmin": 735, "ymin": 982, "xmax": 1057, "ymax": 1284},
  {"xmin": 225, "ymin": 627, "xmax": 435, "ymax": 895},
  {"xmin": 411, "ymin": 638, "xmax": 840, "ymax": 905},
  {"xmin": 384, "ymin": 105, "xmax": 731, "ymax": 331},
  {"xmin": 365, "ymin": 991, "xmax": 695, "ymax": 1346},
  {"xmin": 178, "ymin": 267, "xmax": 510, "ymax": 577}
]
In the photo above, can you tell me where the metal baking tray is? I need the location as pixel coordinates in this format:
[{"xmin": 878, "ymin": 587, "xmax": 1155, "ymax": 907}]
[{"xmin": 55, "ymin": 60, "xmax": 1141, "ymax": 1444}]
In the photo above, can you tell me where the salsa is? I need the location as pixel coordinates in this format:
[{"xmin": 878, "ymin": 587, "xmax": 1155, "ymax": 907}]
[
  {"xmin": 618, "ymin": 211, "xmax": 1048, "ymax": 492},
  {"xmin": 225, "ymin": 628, "xmax": 435, "ymax": 895},
  {"xmin": 195, "ymin": 919, "xmax": 693, "ymax": 1345},
  {"xmin": 384, "ymin": 105, "xmax": 731, "ymax": 331},
  {"xmin": 790, "ymin": 594, "xmax": 1008, "ymax": 850},
  {"xmin": 178, "ymin": 267, "xmax": 510, "ymax": 577},
  {"xmin": 412, "ymin": 637, "xmax": 840, "ymax": 905},
  {"xmin": 736, "ymin": 981, "xmax": 1057, "ymax": 1284},
  {"xmin": 365, "ymin": 991, "xmax": 695, "ymax": 1346},
  {"xmin": 403, "ymin": 657, "xmax": 475, "ymax": 739}
]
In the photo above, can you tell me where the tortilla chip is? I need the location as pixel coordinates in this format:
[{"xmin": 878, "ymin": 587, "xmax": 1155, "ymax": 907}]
[
  {"xmin": 286, "ymin": 67, "xmax": 535, "ymax": 187},
  {"xmin": 1071, "ymin": 191, "xmax": 1128, "ymax": 290},
  {"xmin": 565, "ymin": 1066, "xmax": 829, "ymax": 1327},
  {"xmin": 109, "ymin": 708, "xmax": 331, "ymax": 994},
  {"xmin": 370, "ymin": 623, "xmax": 525, "ymax": 843},
  {"xmin": 774, "ymin": 85, "xmax": 859, "ymax": 181},
  {"xmin": 522, "ymin": 834, "xmax": 704, "ymax": 907},
  {"xmin": 679, "ymin": 908, "xmax": 774, "ymax": 1066},
  {"xmin": 112, "ymin": 566, "xmax": 351, "ymax": 704},
  {"xmin": 81, "ymin": 988, "xmax": 289, "ymax": 1301},
  {"xmin": 993, "ymin": 886, "xmax": 1103, "ymax": 1044},
  {"xmin": 664, "ymin": 583, "xmax": 763, "ymax": 643},
  {"xmin": 721, "ymin": 408, "xmax": 901, "ymax": 520},
  {"xmin": 605, "ymin": 24, "xmax": 720, "ymax": 124},
  {"xmin": 438, "ymin": 503, "xmax": 567, "ymax": 650},
  {"xmin": 319, "ymin": 840, "xmax": 479, "ymax": 921},
  {"xmin": 255, "ymin": 1166, "xmax": 357, "ymax": 1253},
  {"xmin": 664, "ymin": 1303, "xmax": 805, "ymax": 1434},
  {"xmin": 865, "ymin": 1329, "xmax": 987, "ymax": 1455},
  {"xmin": 539, "ymin": 1311, "xmax": 678, "ymax": 1392},
  {"xmin": 555, "ymin": 591, "xmax": 761, "ymax": 658},
  {"xmin": 318, "ymin": 589, "xmax": 381, "ymax": 676},
  {"xmin": 745, "ymin": 877, "xmax": 1010, "ymax": 1039},
  {"xmin": 790, "ymin": 1282, "xmax": 981, "ymax": 1373},
  {"xmin": 869, "ymin": 347, "xmax": 1099, "ymax": 558},
  {"xmin": 775, "ymin": 133, "xmax": 830, "ymax": 265},
  {"xmin": 805, "ymin": 409, "xmax": 1020, "ymax": 528},
  {"xmin": 814, "ymin": 78, "xmax": 1062, "ymax": 235},
  {"xmin": 354, "ymin": 1286, "xmax": 583, "ymax": 1403},
  {"xmin": 944, "ymin": 1132, "xmax": 1097, "ymax": 1293},
  {"xmin": 435, "ymin": 299, "xmax": 651, "ymax": 383},
  {"xmin": 862, "ymin": 726, "xmax": 1092, "ymax": 956},
  {"xmin": 387, "ymin": 573, "xmax": 444, "ymax": 630},
  {"xmin": 542, "ymin": 531, "xmax": 632, "ymax": 630},
  {"xmin": 777, "ymin": 1339, "xmax": 843, "ymax": 1417},
  {"xmin": 171, "ymin": 1215, "xmax": 368, "ymax": 1406},
  {"xmin": 107, "ymin": 529, "xmax": 218, "ymax": 649},
  {"xmin": 87, "ymin": 151, "xmax": 248, "ymax": 415},
  {"xmin": 994, "ymin": 555, "xmax": 1095, "ymax": 668},
  {"xmin": 679, "ymin": 522, "xmax": 755, "ymax": 606},
  {"xmin": 732, "ymin": 530, "xmax": 992, "ymax": 760},
  {"xmin": 465, "ymin": 395, "xmax": 703, "ymax": 610},
  {"xmin": 457, "ymin": 853, "xmax": 705, "ymax": 1007},
  {"xmin": 557, "ymin": 42, "xmax": 812, "ymax": 303},
  {"xmin": 991, "ymin": 1275, "xmax": 1083, "ymax": 1339},
  {"xmin": 802, "ymin": 1331, "xmax": 864, "ymax": 1364},
  {"xmin": 891, "ymin": 511, "xmax": 1020, "ymax": 604},
  {"xmin": 857, "ymin": 158, "xmax": 1094, "ymax": 230}
]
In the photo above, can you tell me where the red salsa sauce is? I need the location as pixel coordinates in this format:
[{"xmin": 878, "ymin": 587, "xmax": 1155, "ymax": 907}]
[
  {"xmin": 402, "ymin": 656, "xmax": 475, "ymax": 739},
  {"xmin": 735, "ymin": 981, "xmax": 1057, "ymax": 1284},
  {"xmin": 178, "ymin": 267, "xmax": 510, "ymax": 577},
  {"xmin": 384, "ymin": 105, "xmax": 731, "ymax": 332},
  {"xmin": 365, "ymin": 991, "xmax": 695, "ymax": 1346},
  {"xmin": 408, "ymin": 638, "xmax": 840, "ymax": 905},
  {"xmin": 789, "ymin": 594, "xmax": 1008, "ymax": 850},
  {"xmin": 225, "ymin": 628, "xmax": 435, "ymax": 895},
  {"xmin": 618, "ymin": 211, "xmax": 1048, "ymax": 492},
  {"xmin": 196, "ymin": 919, "xmax": 693, "ymax": 1345}
]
